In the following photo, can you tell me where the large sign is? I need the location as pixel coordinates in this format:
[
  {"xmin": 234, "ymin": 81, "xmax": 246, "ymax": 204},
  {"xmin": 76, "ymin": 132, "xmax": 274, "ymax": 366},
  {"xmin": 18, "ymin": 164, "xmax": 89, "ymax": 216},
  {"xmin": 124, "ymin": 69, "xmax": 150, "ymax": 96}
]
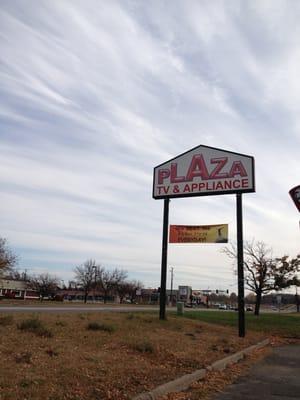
[
  {"xmin": 153, "ymin": 145, "xmax": 255, "ymax": 199},
  {"xmin": 169, "ymin": 224, "xmax": 228, "ymax": 243},
  {"xmin": 289, "ymin": 185, "xmax": 300, "ymax": 212}
]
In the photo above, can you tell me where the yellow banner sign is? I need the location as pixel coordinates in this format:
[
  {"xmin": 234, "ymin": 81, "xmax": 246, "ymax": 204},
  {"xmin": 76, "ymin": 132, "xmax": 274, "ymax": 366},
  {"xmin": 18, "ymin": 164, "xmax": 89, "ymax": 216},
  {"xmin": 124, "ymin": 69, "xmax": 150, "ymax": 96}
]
[{"xmin": 169, "ymin": 224, "xmax": 228, "ymax": 243}]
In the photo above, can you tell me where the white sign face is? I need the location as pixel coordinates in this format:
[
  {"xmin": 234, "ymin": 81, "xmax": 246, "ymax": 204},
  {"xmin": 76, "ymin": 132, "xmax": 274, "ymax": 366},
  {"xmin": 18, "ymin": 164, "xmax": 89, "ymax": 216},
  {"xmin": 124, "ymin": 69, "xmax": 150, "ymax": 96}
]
[
  {"xmin": 179, "ymin": 288, "xmax": 187, "ymax": 296},
  {"xmin": 153, "ymin": 145, "xmax": 255, "ymax": 199}
]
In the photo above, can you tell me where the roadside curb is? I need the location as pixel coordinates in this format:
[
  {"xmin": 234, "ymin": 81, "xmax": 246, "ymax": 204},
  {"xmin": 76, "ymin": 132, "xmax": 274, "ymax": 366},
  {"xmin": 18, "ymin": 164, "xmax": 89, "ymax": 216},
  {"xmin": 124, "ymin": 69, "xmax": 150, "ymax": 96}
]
[{"xmin": 132, "ymin": 338, "xmax": 270, "ymax": 400}]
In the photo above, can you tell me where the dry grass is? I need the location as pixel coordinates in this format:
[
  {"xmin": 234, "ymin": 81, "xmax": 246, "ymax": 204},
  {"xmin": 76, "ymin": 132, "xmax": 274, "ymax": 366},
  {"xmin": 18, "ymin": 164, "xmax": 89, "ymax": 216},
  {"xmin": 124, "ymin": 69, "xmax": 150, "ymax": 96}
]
[{"xmin": 0, "ymin": 312, "xmax": 265, "ymax": 400}]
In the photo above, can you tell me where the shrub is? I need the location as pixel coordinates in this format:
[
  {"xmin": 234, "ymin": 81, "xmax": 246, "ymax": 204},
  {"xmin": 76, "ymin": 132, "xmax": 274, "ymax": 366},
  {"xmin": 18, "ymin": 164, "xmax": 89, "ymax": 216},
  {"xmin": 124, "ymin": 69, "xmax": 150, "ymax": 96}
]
[
  {"xmin": 0, "ymin": 315, "xmax": 14, "ymax": 326},
  {"xmin": 87, "ymin": 322, "xmax": 115, "ymax": 333},
  {"xmin": 141, "ymin": 316, "xmax": 153, "ymax": 324},
  {"xmin": 18, "ymin": 318, "xmax": 53, "ymax": 338},
  {"xmin": 133, "ymin": 340, "xmax": 154, "ymax": 354}
]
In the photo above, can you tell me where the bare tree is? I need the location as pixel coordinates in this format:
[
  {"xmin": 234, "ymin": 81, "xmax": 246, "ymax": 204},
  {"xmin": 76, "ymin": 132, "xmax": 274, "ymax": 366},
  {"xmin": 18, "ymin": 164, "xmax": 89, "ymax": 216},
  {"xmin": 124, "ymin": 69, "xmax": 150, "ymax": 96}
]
[
  {"xmin": 74, "ymin": 259, "xmax": 101, "ymax": 303},
  {"xmin": 116, "ymin": 281, "xmax": 132, "ymax": 304},
  {"xmin": 114, "ymin": 279, "xmax": 144, "ymax": 304},
  {"xmin": 223, "ymin": 241, "xmax": 300, "ymax": 315},
  {"xmin": 97, "ymin": 268, "xmax": 127, "ymax": 303},
  {"xmin": 0, "ymin": 238, "xmax": 17, "ymax": 275},
  {"xmin": 229, "ymin": 292, "xmax": 237, "ymax": 305},
  {"xmin": 127, "ymin": 280, "xmax": 144, "ymax": 303},
  {"xmin": 28, "ymin": 273, "xmax": 60, "ymax": 300}
]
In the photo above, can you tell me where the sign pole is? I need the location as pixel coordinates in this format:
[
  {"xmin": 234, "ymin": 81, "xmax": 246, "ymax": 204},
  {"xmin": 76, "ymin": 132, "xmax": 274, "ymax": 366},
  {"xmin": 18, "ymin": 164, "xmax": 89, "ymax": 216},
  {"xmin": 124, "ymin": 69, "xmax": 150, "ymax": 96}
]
[
  {"xmin": 159, "ymin": 198, "xmax": 170, "ymax": 320},
  {"xmin": 236, "ymin": 193, "xmax": 245, "ymax": 337}
]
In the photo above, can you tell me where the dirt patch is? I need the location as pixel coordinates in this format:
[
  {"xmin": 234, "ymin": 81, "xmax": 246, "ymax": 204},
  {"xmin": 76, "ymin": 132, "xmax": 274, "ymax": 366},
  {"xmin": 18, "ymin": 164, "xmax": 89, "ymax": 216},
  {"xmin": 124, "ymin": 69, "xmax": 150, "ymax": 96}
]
[{"xmin": 0, "ymin": 312, "xmax": 265, "ymax": 400}]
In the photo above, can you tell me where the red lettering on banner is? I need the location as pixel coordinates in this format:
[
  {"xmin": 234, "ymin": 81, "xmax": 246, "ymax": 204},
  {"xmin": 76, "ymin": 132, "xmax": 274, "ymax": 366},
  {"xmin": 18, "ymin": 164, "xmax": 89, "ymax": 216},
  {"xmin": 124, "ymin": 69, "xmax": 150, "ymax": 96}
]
[
  {"xmin": 170, "ymin": 163, "xmax": 185, "ymax": 183},
  {"xmin": 186, "ymin": 155, "xmax": 209, "ymax": 181},
  {"xmin": 233, "ymin": 180, "xmax": 241, "ymax": 188},
  {"xmin": 210, "ymin": 157, "xmax": 228, "ymax": 179}
]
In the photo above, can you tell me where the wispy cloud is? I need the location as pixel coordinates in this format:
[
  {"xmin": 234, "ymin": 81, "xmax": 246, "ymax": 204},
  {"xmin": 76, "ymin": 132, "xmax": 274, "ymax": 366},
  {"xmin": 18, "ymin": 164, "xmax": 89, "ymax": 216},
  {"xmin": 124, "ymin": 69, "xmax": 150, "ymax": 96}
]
[{"xmin": 1, "ymin": 0, "xmax": 299, "ymax": 289}]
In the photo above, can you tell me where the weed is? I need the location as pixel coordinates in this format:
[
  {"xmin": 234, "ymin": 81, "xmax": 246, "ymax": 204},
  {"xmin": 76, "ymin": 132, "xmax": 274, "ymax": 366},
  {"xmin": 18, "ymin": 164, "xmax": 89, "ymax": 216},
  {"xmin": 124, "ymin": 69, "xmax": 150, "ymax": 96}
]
[
  {"xmin": 45, "ymin": 348, "xmax": 59, "ymax": 357},
  {"xmin": 210, "ymin": 344, "xmax": 219, "ymax": 351},
  {"xmin": 55, "ymin": 320, "xmax": 66, "ymax": 327},
  {"xmin": 133, "ymin": 340, "xmax": 154, "ymax": 354},
  {"xmin": 141, "ymin": 316, "xmax": 153, "ymax": 323},
  {"xmin": 220, "ymin": 338, "xmax": 229, "ymax": 345},
  {"xmin": 15, "ymin": 352, "xmax": 32, "ymax": 364},
  {"xmin": 185, "ymin": 332, "xmax": 196, "ymax": 338},
  {"xmin": 87, "ymin": 322, "xmax": 115, "ymax": 333},
  {"xmin": 18, "ymin": 318, "xmax": 53, "ymax": 338},
  {"xmin": 19, "ymin": 378, "xmax": 41, "ymax": 388},
  {"xmin": 20, "ymin": 379, "xmax": 32, "ymax": 388},
  {"xmin": 0, "ymin": 315, "xmax": 14, "ymax": 326}
]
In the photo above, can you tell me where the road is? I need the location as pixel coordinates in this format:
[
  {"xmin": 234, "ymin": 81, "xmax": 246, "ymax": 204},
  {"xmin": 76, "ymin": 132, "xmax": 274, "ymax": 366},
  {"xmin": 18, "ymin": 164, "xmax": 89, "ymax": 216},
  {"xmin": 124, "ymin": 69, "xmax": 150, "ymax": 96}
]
[
  {"xmin": 0, "ymin": 305, "xmax": 161, "ymax": 313},
  {"xmin": 213, "ymin": 345, "xmax": 300, "ymax": 400},
  {"xmin": 0, "ymin": 304, "xmax": 297, "ymax": 313}
]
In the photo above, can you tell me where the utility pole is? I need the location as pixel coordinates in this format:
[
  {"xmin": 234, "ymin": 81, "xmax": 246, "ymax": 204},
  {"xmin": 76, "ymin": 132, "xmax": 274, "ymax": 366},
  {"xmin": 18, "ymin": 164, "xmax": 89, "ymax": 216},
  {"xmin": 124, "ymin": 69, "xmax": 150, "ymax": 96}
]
[{"xmin": 170, "ymin": 267, "xmax": 174, "ymax": 306}]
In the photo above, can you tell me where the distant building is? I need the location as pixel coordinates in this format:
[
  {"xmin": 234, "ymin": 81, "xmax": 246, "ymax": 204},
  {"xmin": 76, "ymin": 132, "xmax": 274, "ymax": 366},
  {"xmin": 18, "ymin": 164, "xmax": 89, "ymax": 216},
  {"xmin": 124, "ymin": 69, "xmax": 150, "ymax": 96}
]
[{"xmin": 0, "ymin": 278, "xmax": 39, "ymax": 300}]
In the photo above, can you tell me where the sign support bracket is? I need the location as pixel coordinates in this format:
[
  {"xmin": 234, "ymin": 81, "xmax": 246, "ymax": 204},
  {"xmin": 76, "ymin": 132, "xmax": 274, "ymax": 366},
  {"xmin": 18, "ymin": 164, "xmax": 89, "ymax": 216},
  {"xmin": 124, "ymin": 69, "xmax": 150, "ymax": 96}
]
[{"xmin": 159, "ymin": 198, "xmax": 170, "ymax": 320}]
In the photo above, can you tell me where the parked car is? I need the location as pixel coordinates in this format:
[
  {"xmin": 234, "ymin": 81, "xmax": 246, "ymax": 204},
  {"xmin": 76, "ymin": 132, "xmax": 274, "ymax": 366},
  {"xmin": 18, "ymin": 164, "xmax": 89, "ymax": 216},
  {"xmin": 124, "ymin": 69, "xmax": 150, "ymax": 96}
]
[
  {"xmin": 246, "ymin": 306, "xmax": 253, "ymax": 312},
  {"xmin": 218, "ymin": 304, "xmax": 227, "ymax": 310},
  {"xmin": 185, "ymin": 302, "xmax": 196, "ymax": 308}
]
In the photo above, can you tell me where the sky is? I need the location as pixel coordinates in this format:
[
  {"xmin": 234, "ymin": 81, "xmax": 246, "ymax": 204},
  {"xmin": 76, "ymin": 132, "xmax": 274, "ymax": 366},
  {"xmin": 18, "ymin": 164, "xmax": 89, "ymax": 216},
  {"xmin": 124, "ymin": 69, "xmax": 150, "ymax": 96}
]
[{"xmin": 0, "ymin": 0, "xmax": 299, "ymax": 292}]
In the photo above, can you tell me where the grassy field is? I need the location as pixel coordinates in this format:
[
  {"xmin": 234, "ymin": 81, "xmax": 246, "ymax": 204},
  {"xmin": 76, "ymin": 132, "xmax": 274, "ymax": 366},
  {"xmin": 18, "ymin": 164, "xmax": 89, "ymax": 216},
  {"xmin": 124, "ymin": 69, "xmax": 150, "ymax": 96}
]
[
  {"xmin": 183, "ymin": 311, "xmax": 300, "ymax": 338},
  {"xmin": 0, "ymin": 311, "xmax": 266, "ymax": 400}
]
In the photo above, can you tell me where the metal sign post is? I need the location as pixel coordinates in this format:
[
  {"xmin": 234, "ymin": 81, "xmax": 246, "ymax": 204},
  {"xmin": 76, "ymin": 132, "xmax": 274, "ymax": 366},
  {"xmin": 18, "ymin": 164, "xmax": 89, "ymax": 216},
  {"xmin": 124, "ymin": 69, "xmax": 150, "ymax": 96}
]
[
  {"xmin": 159, "ymin": 198, "xmax": 169, "ymax": 320},
  {"xmin": 236, "ymin": 193, "xmax": 245, "ymax": 337}
]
